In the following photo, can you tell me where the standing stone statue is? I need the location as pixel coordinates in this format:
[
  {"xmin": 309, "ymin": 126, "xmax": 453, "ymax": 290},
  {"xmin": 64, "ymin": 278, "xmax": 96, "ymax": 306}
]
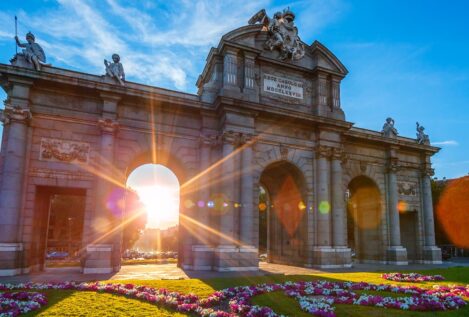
[
  {"xmin": 382, "ymin": 117, "xmax": 398, "ymax": 137},
  {"xmin": 248, "ymin": 8, "xmax": 305, "ymax": 61},
  {"xmin": 14, "ymin": 31, "xmax": 47, "ymax": 71},
  {"xmin": 104, "ymin": 54, "xmax": 125, "ymax": 86},
  {"xmin": 416, "ymin": 122, "xmax": 430, "ymax": 145}
]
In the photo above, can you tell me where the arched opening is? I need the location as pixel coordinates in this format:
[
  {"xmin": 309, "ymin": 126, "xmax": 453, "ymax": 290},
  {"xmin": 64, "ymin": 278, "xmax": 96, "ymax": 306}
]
[
  {"xmin": 258, "ymin": 161, "xmax": 307, "ymax": 266},
  {"xmin": 123, "ymin": 164, "xmax": 180, "ymax": 263},
  {"xmin": 347, "ymin": 176, "xmax": 383, "ymax": 262}
]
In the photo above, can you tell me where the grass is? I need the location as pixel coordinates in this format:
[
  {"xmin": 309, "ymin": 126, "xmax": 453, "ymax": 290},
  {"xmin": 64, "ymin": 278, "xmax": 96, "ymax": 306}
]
[{"xmin": 14, "ymin": 267, "xmax": 469, "ymax": 316}]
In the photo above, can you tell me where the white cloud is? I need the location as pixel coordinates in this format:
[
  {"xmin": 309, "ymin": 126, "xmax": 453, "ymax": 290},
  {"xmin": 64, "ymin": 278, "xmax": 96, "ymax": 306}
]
[
  {"xmin": 433, "ymin": 140, "xmax": 459, "ymax": 146},
  {"xmin": 0, "ymin": 0, "xmax": 340, "ymax": 91}
]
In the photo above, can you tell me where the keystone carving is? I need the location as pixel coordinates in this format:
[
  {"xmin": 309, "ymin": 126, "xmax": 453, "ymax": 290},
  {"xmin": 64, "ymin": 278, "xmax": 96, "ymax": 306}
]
[{"xmin": 279, "ymin": 144, "xmax": 289, "ymax": 160}]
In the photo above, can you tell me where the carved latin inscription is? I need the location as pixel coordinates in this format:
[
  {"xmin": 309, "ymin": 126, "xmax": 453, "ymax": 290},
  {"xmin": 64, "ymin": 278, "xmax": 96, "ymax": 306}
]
[
  {"xmin": 263, "ymin": 73, "xmax": 303, "ymax": 99},
  {"xmin": 40, "ymin": 138, "xmax": 90, "ymax": 163}
]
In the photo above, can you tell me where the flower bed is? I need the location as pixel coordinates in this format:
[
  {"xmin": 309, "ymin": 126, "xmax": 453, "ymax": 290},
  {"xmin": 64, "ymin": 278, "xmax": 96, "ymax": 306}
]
[
  {"xmin": 382, "ymin": 273, "xmax": 445, "ymax": 282},
  {"xmin": 0, "ymin": 280, "xmax": 467, "ymax": 317},
  {"xmin": 0, "ymin": 291, "xmax": 47, "ymax": 317}
]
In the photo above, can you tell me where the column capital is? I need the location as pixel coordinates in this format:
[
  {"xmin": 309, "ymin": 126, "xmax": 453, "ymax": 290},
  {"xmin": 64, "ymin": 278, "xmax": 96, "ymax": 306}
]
[
  {"xmin": 1, "ymin": 104, "xmax": 32, "ymax": 125},
  {"xmin": 331, "ymin": 147, "xmax": 347, "ymax": 163},
  {"xmin": 421, "ymin": 166, "xmax": 435, "ymax": 177},
  {"xmin": 316, "ymin": 145, "xmax": 332, "ymax": 159},
  {"xmin": 387, "ymin": 157, "xmax": 399, "ymax": 173},
  {"xmin": 98, "ymin": 118, "xmax": 119, "ymax": 134},
  {"xmin": 222, "ymin": 131, "xmax": 253, "ymax": 148}
]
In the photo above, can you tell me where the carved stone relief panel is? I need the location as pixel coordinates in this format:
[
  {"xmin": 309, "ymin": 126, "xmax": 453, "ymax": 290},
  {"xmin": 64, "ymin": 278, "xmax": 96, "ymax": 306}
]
[
  {"xmin": 39, "ymin": 138, "xmax": 90, "ymax": 164},
  {"xmin": 398, "ymin": 182, "xmax": 417, "ymax": 196}
]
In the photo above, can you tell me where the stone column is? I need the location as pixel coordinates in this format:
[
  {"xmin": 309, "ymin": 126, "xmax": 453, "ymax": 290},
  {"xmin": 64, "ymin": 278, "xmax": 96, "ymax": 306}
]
[
  {"xmin": 331, "ymin": 148, "xmax": 351, "ymax": 267},
  {"xmin": 421, "ymin": 167, "xmax": 442, "ymax": 263},
  {"xmin": 386, "ymin": 156, "xmax": 408, "ymax": 264},
  {"xmin": 312, "ymin": 145, "xmax": 334, "ymax": 267},
  {"xmin": 84, "ymin": 93, "xmax": 120, "ymax": 274},
  {"xmin": 214, "ymin": 132, "xmax": 239, "ymax": 271},
  {"xmin": 0, "ymin": 105, "xmax": 31, "ymax": 276},
  {"xmin": 239, "ymin": 134, "xmax": 258, "ymax": 269},
  {"xmin": 192, "ymin": 134, "xmax": 214, "ymax": 270}
]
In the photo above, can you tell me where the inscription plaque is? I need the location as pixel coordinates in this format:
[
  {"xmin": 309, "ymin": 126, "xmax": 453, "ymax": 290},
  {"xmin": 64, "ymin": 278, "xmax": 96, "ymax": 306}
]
[{"xmin": 263, "ymin": 73, "xmax": 303, "ymax": 99}]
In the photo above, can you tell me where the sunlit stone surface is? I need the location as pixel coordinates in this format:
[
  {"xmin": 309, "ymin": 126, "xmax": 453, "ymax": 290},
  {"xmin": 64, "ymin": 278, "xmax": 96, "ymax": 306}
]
[{"xmin": 0, "ymin": 8, "xmax": 441, "ymax": 276}]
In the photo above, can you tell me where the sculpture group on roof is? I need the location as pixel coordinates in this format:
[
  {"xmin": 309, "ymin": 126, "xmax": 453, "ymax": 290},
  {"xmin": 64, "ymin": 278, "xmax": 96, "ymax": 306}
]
[
  {"xmin": 249, "ymin": 8, "xmax": 305, "ymax": 61},
  {"xmin": 9, "ymin": 19, "xmax": 432, "ymax": 146}
]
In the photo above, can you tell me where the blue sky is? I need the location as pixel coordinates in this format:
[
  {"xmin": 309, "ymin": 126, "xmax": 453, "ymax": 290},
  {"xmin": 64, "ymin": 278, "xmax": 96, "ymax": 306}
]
[{"xmin": 0, "ymin": 0, "xmax": 468, "ymax": 179}]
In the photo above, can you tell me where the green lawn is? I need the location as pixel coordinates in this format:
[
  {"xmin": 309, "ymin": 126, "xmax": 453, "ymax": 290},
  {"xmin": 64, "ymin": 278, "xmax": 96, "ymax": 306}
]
[{"xmin": 15, "ymin": 267, "xmax": 469, "ymax": 316}]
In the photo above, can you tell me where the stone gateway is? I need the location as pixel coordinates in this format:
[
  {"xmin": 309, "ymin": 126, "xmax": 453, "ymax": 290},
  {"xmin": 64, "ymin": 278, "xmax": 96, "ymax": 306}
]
[{"xmin": 0, "ymin": 9, "xmax": 441, "ymax": 276}]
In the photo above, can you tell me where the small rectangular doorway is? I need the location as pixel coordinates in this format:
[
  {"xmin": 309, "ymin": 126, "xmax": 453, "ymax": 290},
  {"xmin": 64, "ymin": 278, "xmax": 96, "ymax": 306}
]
[{"xmin": 34, "ymin": 187, "xmax": 86, "ymax": 269}]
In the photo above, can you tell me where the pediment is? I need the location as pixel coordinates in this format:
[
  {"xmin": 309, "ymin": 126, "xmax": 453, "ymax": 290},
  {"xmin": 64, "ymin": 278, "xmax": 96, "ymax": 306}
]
[
  {"xmin": 311, "ymin": 40, "xmax": 348, "ymax": 75},
  {"xmin": 218, "ymin": 26, "xmax": 347, "ymax": 76}
]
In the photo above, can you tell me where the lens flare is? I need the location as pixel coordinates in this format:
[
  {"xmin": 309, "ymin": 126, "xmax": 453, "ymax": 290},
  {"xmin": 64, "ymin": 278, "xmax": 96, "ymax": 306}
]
[
  {"xmin": 398, "ymin": 200, "xmax": 409, "ymax": 213},
  {"xmin": 319, "ymin": 201, "xmax": 330, "ymax": 214},
  {"xmin": 184, "ymin": 199, "xmax": 195, "ymax": 209},
  {"xmin": 436, "ymin": 176, "xmax": 469, "ymax": 248},
  {"xmin": 258, "ymin": 202, "xmax": 267, "ymax": 212},
  {"xmin": 298, "ymin": 201, "xmax": 306, "ymax": 211}
]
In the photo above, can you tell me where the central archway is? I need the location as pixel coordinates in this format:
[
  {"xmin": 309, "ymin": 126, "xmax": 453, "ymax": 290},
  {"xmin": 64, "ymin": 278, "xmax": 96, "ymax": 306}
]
[
  {"xmin": 259, "ymin": 161, "xmax": 308, "ymax": 266},
  {"xmin": 347, "ymin": 176, "xmax": 383, "ymax": 262},
  {"xmin": 123, "ymin": 164, "xmax": 180, "ymax": 264}
]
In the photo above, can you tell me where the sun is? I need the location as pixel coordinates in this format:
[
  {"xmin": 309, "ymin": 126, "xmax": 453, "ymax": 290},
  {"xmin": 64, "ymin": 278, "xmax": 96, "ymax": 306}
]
[
  {"xmin": 136, "ymin": 185, "xmax": 179, "ymax": 229},
  {"xmin": 126, "ymin": 164, "xmax": 180, "ymax": 229}
]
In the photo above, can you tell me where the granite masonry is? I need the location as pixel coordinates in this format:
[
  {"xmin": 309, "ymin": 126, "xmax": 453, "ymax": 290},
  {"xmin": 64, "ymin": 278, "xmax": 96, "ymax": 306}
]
[{"xmin": 0, "ymin": 9, "xmax": 441, "ymax": 276}]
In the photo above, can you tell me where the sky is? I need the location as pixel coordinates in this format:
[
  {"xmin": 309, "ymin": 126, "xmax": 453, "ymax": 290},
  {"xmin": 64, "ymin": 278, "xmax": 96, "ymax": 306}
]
[{"xmin": 0, "ymin": 0, "xmax": 468, "ymax": 179}]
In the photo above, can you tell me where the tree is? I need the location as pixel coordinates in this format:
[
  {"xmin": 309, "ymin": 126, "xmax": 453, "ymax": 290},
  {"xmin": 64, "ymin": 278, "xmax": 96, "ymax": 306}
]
[{"xmin": 122, "ymin": 190, "xmax": 147, "ymax": 251}]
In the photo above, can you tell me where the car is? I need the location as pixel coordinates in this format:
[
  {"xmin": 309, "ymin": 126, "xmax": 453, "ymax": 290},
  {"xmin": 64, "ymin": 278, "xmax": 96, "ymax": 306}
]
[{"xmin": 46, "ymin": 251, "xmax": 69, "ymax": 260}]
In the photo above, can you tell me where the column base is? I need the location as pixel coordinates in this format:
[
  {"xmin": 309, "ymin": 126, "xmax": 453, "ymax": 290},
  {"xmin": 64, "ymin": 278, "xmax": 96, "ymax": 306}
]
[
  {"xmin": 192, "ymin": 245, "xmax": 214, "ymax": 271},
  {"xmin": 422, "ymin": 246, "xmax": 442, "ymax": 264},
  {"xmin": 83, "ymin": 244, "xmax": 113, "ymax": 274},
  {"xmin": 386, "ymin": 246, "xmax": 408, "ymax": 265},
  {"xmin": 311, "ymin": 247, "xmax": 353, "ymax": 268},
  {"xmin": 0, "ymin": 243, "xmax": 23, "ymax": 276},
  {"xmin": 213, "ymin": 245, "xmax": 259, "ymax": 271}
]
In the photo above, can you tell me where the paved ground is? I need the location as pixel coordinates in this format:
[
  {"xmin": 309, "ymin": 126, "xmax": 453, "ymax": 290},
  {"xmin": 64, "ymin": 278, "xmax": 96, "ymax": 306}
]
[{"xmin": 1, "ymin": 259, "xmax": 468, "ymax": 284}]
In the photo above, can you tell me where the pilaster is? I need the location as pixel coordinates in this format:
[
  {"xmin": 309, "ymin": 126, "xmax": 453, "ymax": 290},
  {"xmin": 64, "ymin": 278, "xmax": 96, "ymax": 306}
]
[
  {"xmin": 386, "ymin": 149, "xmax": 408, "ymax": 264},
  {"xmin": 84, "ymin": 94, "xmax": 121, "ymax": 274},
  {"xmin": 0, "ymin": 79, "xmax": 33, "ymax": 276},
  {"xmin": 421, "ymin": 165, "xmax": 442, "ymax": 263},
  {"xmin": 331, "ymin": 147, "xmax": 352, "ymax": 267}
]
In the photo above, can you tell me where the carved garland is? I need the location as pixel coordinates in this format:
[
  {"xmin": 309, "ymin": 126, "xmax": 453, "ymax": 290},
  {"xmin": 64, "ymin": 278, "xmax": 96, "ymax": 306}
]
[{"xmin": 40, "ymin": 138, "xmax": 90, "ymax": 163}]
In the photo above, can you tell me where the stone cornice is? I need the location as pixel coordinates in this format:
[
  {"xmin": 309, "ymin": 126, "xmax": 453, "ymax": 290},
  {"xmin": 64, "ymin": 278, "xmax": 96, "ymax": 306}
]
[
  {"xmin": 345, "ymin": 127, "xmax": 440, "ymax": 155},
  {"xmin": 214, "ymin": 96, "xmax": 353, "ymax": 130},
  {"xmin": 0, "ymin": 63, "xmax": 202, "ymax": 110}
]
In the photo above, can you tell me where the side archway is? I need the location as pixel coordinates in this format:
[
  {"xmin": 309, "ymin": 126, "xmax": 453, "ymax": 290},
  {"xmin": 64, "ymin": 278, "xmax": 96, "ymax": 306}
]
[
  {"xmin": 258, "ymin": 161, "xmax": 308, "ymax": 266},
  {"xmin": 347, "ymin": 176, "xmax": 384, "ymax": 262}
]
